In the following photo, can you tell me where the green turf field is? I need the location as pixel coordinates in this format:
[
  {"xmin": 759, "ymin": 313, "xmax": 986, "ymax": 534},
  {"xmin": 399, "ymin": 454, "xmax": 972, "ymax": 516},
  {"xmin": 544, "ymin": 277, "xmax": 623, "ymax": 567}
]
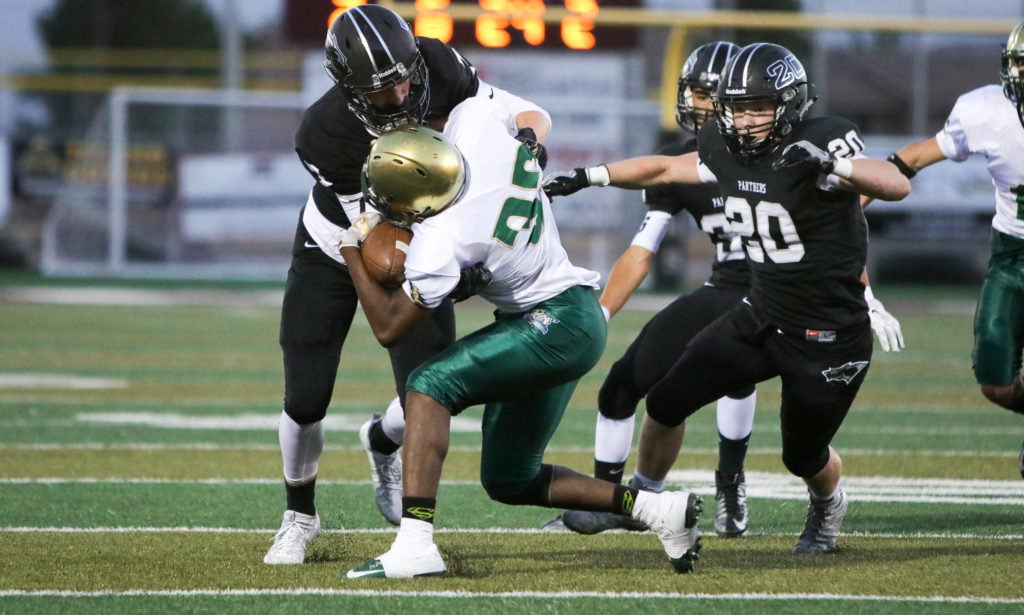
[{"xmin": 1, "ymin": 277, "xmax": 1022, "ymax": 614}]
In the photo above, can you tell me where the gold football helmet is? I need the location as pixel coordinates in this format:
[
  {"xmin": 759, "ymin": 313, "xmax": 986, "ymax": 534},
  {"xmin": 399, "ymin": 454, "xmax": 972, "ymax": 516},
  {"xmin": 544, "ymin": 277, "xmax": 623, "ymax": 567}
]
[
  {"xmin": 1001, "ymin": 20, "xmax": 1024, "ymax": 127},
  {"xmin": 361, "ymin": 126, "xmax": 468, "ymax": 228}
]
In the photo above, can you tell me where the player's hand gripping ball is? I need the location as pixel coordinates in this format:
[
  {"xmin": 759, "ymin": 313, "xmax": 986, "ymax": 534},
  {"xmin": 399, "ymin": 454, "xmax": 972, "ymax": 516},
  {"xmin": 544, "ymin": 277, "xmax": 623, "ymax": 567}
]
[{"xmin": 361, "ymin": 220, "xmax": 413, "ymax": 289}]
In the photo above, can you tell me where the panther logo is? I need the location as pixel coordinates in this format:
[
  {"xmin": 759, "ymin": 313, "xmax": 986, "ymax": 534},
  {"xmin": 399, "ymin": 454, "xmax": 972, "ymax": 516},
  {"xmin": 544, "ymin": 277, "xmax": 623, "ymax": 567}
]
[
  {"xmin": 821, "ymin": 361, "xmax": 869, "ymax": 385},
  {"xmin": 525, "ymin": 310, "xmax": 560, "ymax": 335}
]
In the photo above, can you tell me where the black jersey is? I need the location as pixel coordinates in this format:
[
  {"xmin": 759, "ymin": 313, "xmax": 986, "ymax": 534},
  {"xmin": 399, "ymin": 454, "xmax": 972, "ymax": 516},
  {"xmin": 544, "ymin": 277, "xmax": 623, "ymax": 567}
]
[
  {"xmin": 643, "ymin": 138, "xmax": 750, "ymax": 291},
  {"xmin": 294, "ymin": 38, "xmax": 479, "ymax": 227},
  {"xmin": 697, "ymin": 116, "xmax": 869, "ymax": 332}
]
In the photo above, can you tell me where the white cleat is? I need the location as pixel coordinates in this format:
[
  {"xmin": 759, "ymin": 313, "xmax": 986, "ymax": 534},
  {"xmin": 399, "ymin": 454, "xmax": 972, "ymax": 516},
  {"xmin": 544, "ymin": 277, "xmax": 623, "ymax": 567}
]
[
  {"xmin": 644, "ymin": 491, "xmax": 703, "ymax": 573},
  {"xmin": 263, "ymin": 510, "xmax": 321, "ymax": 564},
  {"xmin": 359, "ymin": 413, "xmax": 403, "ymax": 526},
  {"xmin": 345, "ymin": 541, "xmax": 446, "ymax": 579}
]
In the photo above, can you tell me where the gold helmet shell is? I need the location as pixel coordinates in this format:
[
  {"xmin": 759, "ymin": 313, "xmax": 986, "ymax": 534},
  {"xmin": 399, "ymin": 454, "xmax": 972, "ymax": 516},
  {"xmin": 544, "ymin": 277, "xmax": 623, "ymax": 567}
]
[
  {"xmin": 362, "ymin": 126, "xmax": 468, "ymax": 228},
  {"xmin": 1001, "ymin": 20, "xmax": 1024, "ymax": 126}
]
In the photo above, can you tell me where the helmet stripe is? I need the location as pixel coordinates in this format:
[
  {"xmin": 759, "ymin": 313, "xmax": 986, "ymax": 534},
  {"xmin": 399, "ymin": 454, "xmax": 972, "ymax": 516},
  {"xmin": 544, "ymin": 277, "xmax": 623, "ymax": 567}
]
[{"xmin": 348, "ymin": 6, "xmax": 397, "ymax": 75}]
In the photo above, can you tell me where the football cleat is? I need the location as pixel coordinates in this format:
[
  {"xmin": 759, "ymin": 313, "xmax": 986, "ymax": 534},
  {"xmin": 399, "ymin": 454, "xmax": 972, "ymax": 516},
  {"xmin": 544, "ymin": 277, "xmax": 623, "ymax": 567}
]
[
  {"xmin": 359, "ymin": 413, "xmax": 403, "ymax": 525},
  {"xmin": 263, "ymin": 510, "xmax": 321, "ymax": 565},
  {"xmin": 794, "ymin": 488, "xmax": 848, "ymax": 553},
  {"xmin": 344, "ymin": 541, "xmax": 446, "ymax": 579},
  {"xmin": 560, "ymin": 509, "xmax": 649, "ymax": 535},
  {"xmin": 644, "ymin": 491, "xmax": 703, "ymax": 573},
  {"xmin": 714, "ymin": 469, "xmax": 749, "ymax": 537},
  {"xmin": 538, "ymin": 513, "xmax": 567, "ymax": 531}
]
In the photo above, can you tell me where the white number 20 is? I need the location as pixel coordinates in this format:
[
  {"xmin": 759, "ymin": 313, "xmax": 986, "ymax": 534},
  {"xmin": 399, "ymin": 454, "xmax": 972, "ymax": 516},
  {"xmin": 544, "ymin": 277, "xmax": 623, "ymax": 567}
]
[{"xmin": 724, "ymin": 197, "xmax": 805, "ymax": 264}]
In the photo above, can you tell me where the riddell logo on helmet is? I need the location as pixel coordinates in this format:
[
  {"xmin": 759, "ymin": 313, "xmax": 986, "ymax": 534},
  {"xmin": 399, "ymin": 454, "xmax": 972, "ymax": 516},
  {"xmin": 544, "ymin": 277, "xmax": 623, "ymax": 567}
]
[
  {"xmin": 370, "ymin": 62, "xmax": 407, "ymax": 89},
  {"xmin": 725, "ymin": 88, "xmax": 746, "ymax": 95}
]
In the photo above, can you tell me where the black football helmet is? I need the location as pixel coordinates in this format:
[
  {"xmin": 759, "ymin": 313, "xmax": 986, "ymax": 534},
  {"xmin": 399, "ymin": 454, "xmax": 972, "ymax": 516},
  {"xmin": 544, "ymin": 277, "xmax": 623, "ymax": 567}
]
[
  {"xmin": 1000, "ymin": 20, "xmax": 1024, "ymax": 128},
  {"xmin": 324, "ymin": 5, "xmax": 430, "ymax": 135},
  {"xmin": 713, "ymin": 43, "xmax": 816, "ymax": 162},
  {"xmin": 676, "ymin": 41, "xmax": 739, "ymax": 132}
]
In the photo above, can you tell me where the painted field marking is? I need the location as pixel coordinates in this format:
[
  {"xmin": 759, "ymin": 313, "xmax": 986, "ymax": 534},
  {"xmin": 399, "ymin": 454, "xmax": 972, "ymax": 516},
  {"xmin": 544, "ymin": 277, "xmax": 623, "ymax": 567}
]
[
  {"xmin": 0, "ymin": 442, "xmax": 1017, "ymax": 458},
  {"xmin": 3, "ymin": 526, "xmax": 1022, "ymax": 541},
  {"xmin": 0, "ymin": 588, "xmax": 1020, "ymax": 604},
  {"xmin": 5, "ymin": 471, "xmax": 1024, "ymax": 505},
  {"xmin": 0, "ymin": 373, "xmax": 127, "ymax": 389},
  {"xmin": 72, "ymin": 412, "xmax": 481, "ymax": 432}
]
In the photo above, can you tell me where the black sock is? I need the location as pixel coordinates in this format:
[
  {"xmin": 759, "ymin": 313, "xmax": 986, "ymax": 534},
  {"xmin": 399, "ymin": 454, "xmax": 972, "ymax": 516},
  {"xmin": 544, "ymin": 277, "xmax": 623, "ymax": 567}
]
[
  {"xmin": 612, "ymin": 484, "xmax": 639, "ymax": 516},
  {"xmin": 402, "ymin": 497, "xmax": 436, "ymax": 524},
  {"xmin": 717, "ymin": 432, "xmax": 750, "ymax": 474},
  {"xmin": 594, "ymin": 459, "xmax": 626, "ymax": 484},
  {"xmin": 285, "ymin": 479, "xmax": 316, "ymax": 516},
  {"xmin": 369, "ymin": 419, "xmax": 401, "ymax": 455}
]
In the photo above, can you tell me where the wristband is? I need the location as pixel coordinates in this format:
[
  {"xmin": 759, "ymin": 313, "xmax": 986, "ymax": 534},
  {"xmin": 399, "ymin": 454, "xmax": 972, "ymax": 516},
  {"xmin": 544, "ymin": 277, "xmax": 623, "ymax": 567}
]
[
  {"xmin": 600, "ymin": 305, "xmax": 611, "ymax": 322},
  {"xmin": 586, "ymin": 165, "xmax": 611, "ymax": 187},
  {"xmin": 831, "ymin": 157, "xmax": 853, "ymax": 180},
  {"xmin": 886, "ymin": 153, "xmax": 917, "ymax": 179},
  {"xmin": 863, "ymin": 285, "xmax": 875, "ymax": 302}
]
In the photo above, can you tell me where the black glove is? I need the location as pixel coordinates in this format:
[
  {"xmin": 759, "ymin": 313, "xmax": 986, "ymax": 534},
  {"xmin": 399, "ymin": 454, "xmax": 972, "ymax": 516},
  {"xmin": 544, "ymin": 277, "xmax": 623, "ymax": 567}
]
[
  {"xmin": 542, "ymin": 168, "xmax": 590, "ymax": 199},
  {"xmin": 448, "ymin": 262, "xmax": 492, "ymax": 303},
  {"xmin": 515, "ymin": 127, "xmax": 548, "ymax": 170},
  {"xmin": 772, "ymin": 140, "xmax": 836, "ymax": 173}
]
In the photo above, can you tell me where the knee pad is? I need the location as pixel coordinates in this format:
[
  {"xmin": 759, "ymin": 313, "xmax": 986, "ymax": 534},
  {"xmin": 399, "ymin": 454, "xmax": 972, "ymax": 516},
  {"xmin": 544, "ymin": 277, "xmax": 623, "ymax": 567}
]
[
  {"xmin": 781, "ymin": 446, "xmax": 829, "ymax": 479},
  {"xmin": 597, "ymin": 360, "xmax": 642, "ymax": 421},
  {"xmin": 482, "ymin": 464, "xmax": 554, "ymax": 506},
  {"xmin": 282, "ymin": 391, "xmax": 330, "ymax": 425}
]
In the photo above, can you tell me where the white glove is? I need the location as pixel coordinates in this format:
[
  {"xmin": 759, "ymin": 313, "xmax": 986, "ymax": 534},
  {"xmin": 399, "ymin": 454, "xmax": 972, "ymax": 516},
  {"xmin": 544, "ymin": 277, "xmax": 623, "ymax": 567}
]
[
  {"xmin": 331, "ymin": 227, "xmax": 363, "ymax": 252},
  {"xmin": 329, "ymin": 212, "xmax": 380, "ymax": 253},
  {"xmin": 351, "ymin": 211, "xmax": 380, "ymax": 239},
  {"xmin": 867, "ymin": 297, "xmax": 904, "ymax": 352}
]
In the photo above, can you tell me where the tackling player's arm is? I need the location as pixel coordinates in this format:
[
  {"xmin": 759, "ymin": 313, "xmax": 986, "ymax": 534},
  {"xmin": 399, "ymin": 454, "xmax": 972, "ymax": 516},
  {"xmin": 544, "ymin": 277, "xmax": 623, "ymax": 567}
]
[
  {"xmin": 858, "ymin": 137, "xmax": 944, "ymax": 207},
  {"xmin": 601, "ymin": 245, "xmax": 655, "ymax": 319},
  {"xmin": 543, "ymin": 152, "xmax": 704, "ymax": 198},
  {"xmin": 774, "ymin": 140, "xmax": 910, "ymax": 202},
  {"xmin": 339, "ymin": 243, "xmax": 433, "ymax": 348}
]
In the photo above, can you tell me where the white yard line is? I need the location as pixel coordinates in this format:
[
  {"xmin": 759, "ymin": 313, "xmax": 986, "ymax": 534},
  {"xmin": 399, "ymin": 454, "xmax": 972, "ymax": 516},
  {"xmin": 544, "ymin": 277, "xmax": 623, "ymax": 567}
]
[
  {"xmin": 2, "ymin": 526, "xmax": 1022, "ymax": 541},
  {"xmin": 0, "ymin": 588, "xmax": 1020, "ymax": 604},
  {"xmin": 0, "ymin": 442, "xmax": 1016, "ymax": 457},
  {"xmin": 5, "ymin": 472, "xmax": 1024, "ymax": 504}
]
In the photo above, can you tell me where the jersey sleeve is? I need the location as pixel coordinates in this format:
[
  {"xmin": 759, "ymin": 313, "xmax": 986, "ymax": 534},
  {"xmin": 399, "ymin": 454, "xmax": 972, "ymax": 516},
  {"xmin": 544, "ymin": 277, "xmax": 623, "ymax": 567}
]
[
  {"xmin": 293, "ymin": 87, "xmax": 371, "ymax": 196},
  {"xmin": 476, "ymin": 80, "xmax": 551, "ymax": 132},
  {"xmin": 935, "ymin": 91, "xmax": 978, "ymax": 162},
  {"xmin": 401, "ymin": 228, "xmax": 461, "ymax": 308}
]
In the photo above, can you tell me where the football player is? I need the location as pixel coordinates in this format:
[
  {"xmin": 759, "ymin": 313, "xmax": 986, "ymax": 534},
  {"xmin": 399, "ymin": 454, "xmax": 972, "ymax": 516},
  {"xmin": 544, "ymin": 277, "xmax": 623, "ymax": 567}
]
[
  {"xmin": 339, "ymin": 98, "xmax": 703, "ymax": 578},
  {"xmin": 877, "ymin": 20, "xmax": 1024, "ymax": 476},
  {"xmin": 547, "ymin": 42, "xmax": 904, "ymax": 540},
  {"xmin": 265, "ymin": 5, "xmax": 551, "ymax": 565},
  {"xmin": 544, "ymin": 41, "xmax": 757, "ymax": 538},
  {"xmin": 543, "ymin": 43, "xmax": 910, "ymax": 553}
]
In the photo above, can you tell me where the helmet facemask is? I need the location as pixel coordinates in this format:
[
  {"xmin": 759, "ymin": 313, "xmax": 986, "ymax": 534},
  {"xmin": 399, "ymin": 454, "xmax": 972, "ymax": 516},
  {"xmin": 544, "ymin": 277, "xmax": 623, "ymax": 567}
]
[
  {"xmin": 676, "ymin": 86, "xmax": 716, "ymax": 132},
  {"xmin": 714, "ymin": 96, "xmax": 787, "ymax": 161},
  {"xmin": 1001, "ymin": 21, "xmax": 1024, "ymax": 128},
  {"xmin": 343, "ymin": 56, "xmax": 430, "ymax": 136}
]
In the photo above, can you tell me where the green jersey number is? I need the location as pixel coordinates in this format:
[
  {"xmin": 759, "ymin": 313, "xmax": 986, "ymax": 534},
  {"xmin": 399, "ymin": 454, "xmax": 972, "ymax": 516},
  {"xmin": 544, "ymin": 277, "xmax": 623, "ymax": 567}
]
[
  {"xmin": 493, "ymin": 145, "xmax": 544, "ymax": 247},
  {"xmin": 1011, "ymin": 185, "xmax": 1024, "ymax": 220}
]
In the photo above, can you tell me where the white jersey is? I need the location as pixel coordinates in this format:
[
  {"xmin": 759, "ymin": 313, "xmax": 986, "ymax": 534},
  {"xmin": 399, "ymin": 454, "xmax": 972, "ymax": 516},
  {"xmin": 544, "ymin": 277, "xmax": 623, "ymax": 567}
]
[
  {"xmin": 400, "ymin": 98, "xmax": 600, "ymax": 312},
  {"xmin": 936, "ymin": 84, "xmax": 1024, "ymax": 239}
]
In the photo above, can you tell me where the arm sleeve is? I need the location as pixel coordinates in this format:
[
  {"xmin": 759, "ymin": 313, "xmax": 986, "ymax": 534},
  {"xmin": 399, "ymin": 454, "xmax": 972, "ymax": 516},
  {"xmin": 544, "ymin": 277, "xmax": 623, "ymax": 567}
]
[{"xmin": 629, "ymin": 210, "xmax": 673, "ymax": 253}]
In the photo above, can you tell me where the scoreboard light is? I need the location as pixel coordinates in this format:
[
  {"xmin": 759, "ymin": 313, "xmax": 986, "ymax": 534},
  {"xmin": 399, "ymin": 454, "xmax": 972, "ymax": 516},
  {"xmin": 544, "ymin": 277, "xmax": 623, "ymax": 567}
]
[{"xmin": 290, "ymin": 1, "xmax": 638, "ymax": 51}]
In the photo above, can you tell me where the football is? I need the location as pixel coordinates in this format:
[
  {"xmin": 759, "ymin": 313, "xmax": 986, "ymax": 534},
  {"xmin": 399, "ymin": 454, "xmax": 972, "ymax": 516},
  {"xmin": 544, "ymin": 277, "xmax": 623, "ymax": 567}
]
[{"xmin": 361, "ymin": 220, "xmax": 413, "ymax": 289}]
